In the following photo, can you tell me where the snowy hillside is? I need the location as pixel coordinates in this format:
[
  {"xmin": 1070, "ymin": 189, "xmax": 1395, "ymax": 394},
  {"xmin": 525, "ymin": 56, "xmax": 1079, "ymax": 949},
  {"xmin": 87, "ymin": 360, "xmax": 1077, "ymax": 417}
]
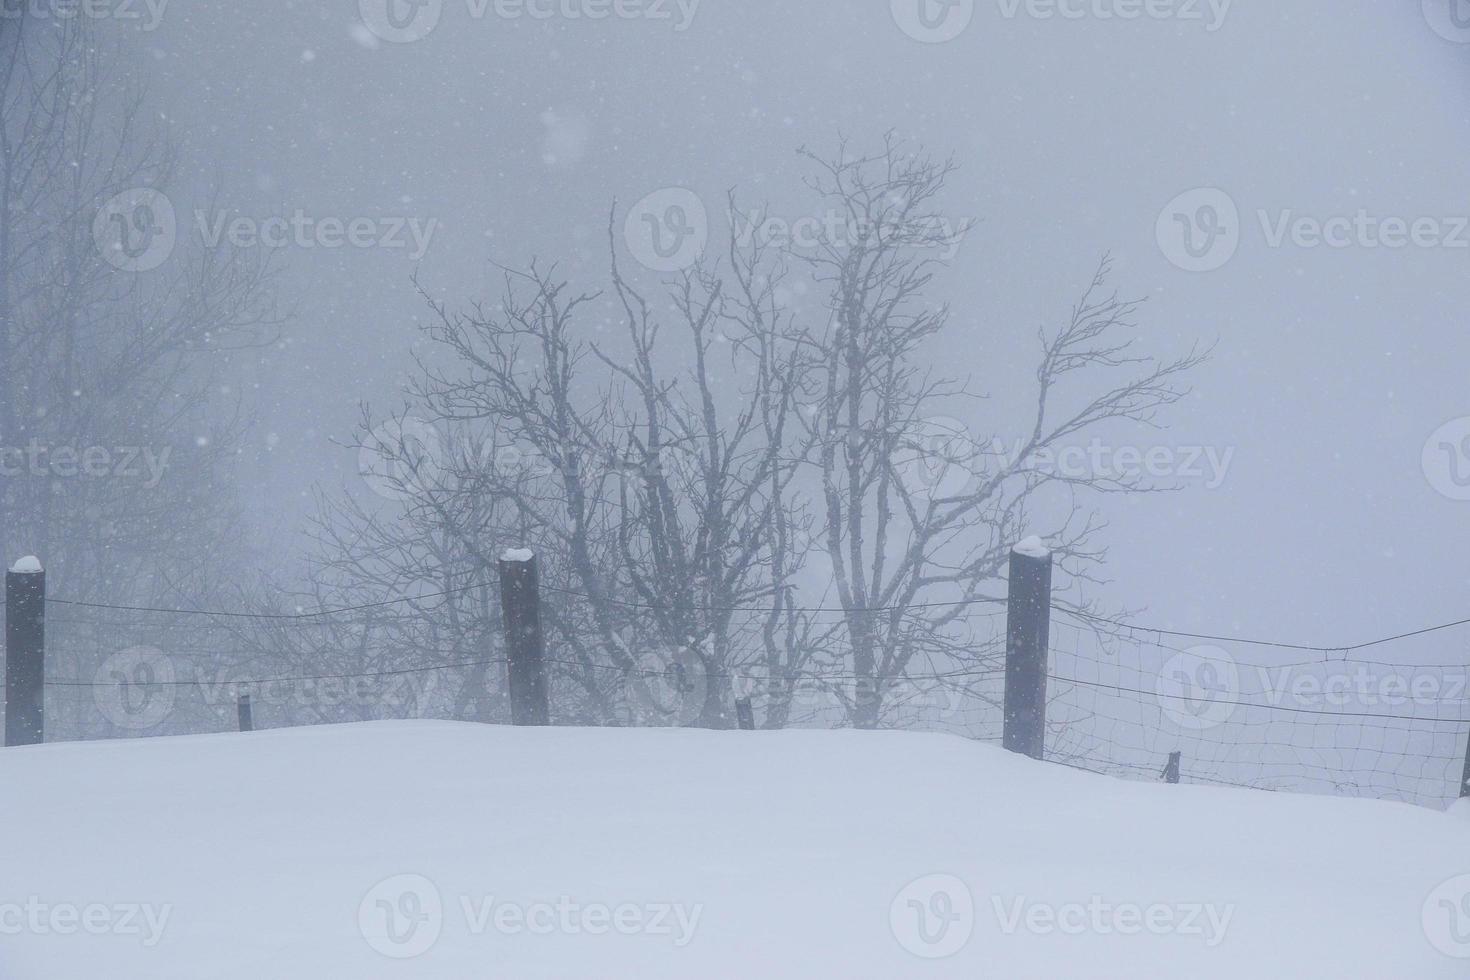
[{"xmin": 0, "ymin": 722, "xmax": 1465, "ymax": 978}]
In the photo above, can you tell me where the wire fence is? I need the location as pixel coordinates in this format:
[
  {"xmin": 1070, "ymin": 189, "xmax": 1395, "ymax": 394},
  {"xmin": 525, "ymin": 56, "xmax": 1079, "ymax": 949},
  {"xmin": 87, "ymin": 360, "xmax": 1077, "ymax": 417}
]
[
  {"xmin": 15, "ymin": 584, "xmax": 1470, "ymax": 810},
  {"xmin": 1044, "ymin": 618, "xmax": 1470, "ymax": 804}
]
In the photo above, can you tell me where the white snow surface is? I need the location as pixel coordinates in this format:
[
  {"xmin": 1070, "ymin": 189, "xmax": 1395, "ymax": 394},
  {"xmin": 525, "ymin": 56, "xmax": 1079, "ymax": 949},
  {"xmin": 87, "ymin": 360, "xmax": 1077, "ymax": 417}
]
[
  {"xmin": 500, "ymin": 547, "xmax": 536, "ymax": 563},
  {"xmin": 0, "ymin": 721, "xmax": 1465, "ymax": 978},
  {"xmin": 7, "ymin": 555, "xmax": 42, "ymax": 574}
]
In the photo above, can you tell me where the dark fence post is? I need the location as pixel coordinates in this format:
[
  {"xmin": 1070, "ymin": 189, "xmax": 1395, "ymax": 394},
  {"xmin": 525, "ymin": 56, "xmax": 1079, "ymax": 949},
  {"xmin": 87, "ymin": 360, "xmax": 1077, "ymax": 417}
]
[
  {"xmin": 5, "ymin": 556, "xmax": 45, "ymax": 747},
  {"xmin": 1003, "ymin": 538, "xmax": 1052, "ymax": 761},
  {"xmin": 498, "ymin": 549, "xmax": 550, "ymax": 727},
  {"xmin": 237, "ymin": 694, "xmax": 254, "ymax": 733},
  {"xmin": 1164, "ymin": 751, "xmax": 1182, "ymax": 784},
  {"xmin": 735, "ymin": 697, "xmax": 755, "ymax": 731}
]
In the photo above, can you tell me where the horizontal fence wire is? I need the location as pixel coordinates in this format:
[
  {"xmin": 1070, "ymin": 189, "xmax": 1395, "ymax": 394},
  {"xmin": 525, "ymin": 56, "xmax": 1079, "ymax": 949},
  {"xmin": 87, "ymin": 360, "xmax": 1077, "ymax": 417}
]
[{"xmin": 14, "ymin": 586, "xmax": 1470, "ymax": 809}]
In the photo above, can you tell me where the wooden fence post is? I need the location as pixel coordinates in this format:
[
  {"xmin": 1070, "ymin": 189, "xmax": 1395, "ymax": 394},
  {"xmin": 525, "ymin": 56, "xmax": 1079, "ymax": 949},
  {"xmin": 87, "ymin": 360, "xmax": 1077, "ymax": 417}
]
[
  {"xmin": 4, "ymin": 556, "xmax": 45, "ymax": 747},
  {"xmin": 1003, "ymin": 538, "xmax": 1052, "ymax": 761},
  {"xmin": 1164, "ymin": 751, "xmax": 1182, "ymax": 784},
  {"xmin": 735, "ymin": 697, "xmax": 755, "ymax": 731},
  {"xmin": 498, "ymin": 549, "xmax": 550, "ymax": 727},
  {"xmin": 237, "ymin": 694, "xmax": 254, "ymax": 733}
]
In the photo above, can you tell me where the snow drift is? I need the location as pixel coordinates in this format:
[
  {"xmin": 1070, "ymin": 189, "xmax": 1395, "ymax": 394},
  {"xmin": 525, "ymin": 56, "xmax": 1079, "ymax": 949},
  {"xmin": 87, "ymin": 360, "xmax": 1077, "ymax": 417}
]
[{"xmin": 0, "ymin": 721, "xmax": 1465, "ymax": 978}]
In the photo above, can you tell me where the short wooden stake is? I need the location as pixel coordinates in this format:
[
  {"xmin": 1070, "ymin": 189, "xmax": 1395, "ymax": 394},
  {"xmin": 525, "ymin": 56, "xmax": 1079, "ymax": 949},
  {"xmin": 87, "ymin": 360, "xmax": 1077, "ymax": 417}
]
[{"xmin": 735, "ymin": 697, "xmax": 755, "ymax": 731}]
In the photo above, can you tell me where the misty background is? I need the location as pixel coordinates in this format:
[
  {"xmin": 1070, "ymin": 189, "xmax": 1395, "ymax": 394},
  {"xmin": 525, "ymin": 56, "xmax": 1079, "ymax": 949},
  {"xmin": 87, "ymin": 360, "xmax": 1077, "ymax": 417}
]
[{"xmin": 88, "ymin": 0, "xmax": 1470, "ymax": 651}]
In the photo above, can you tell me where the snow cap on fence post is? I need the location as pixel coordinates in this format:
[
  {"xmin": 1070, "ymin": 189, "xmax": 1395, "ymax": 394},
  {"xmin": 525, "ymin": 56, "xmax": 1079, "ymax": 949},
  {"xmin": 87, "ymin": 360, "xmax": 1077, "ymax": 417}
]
[
  {"xmin": 8, "ymin": 556, "xmax": 42, "ymax": 574},
  {"xmin": 1012, "ymin": 536, "xmax": 1051, "ymax": 560}
]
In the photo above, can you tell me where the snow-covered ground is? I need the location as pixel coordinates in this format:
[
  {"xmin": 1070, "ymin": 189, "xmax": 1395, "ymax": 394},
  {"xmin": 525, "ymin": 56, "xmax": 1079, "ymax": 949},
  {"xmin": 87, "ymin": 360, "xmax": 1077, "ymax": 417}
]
[{"xmin": 1, "ymin": 721, "xmax": 1466, "ymax": 978}]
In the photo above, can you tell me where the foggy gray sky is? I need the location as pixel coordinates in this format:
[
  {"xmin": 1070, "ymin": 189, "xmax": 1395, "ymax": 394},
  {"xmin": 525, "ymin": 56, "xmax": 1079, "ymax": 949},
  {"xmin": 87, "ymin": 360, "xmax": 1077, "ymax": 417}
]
[{"xmin": 111, "ymin": 0, "xmax": 1470, "ymax": 655}]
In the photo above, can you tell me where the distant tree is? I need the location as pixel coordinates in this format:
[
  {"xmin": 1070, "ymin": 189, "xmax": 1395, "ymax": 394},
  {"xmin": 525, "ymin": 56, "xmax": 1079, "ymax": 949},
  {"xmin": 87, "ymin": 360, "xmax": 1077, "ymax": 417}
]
[{"xmin": 0, "ymin": 17, "xmax": 279, "ymax": 738}]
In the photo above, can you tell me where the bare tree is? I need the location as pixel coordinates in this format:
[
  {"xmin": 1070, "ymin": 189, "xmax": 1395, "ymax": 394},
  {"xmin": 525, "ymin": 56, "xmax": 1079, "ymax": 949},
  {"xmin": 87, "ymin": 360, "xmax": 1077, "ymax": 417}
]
[
  {"xmin": 286, "ymin": 207, "xmax": 819, "ymax": 729},
  {"xmin": 792, "ymin": 137, "xmax": 1206, "ymax": 728},
  {"xmin": 289, "ymin": 135, "xmax": 1201, "ymax": 740}
]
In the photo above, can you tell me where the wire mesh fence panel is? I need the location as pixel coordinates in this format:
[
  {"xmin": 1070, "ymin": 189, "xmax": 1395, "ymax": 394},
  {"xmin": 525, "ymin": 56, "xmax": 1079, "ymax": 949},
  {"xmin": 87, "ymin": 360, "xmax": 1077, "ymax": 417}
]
[{"xmin": 1043, "ymin": 617, "xmax": 1470, "ymax": 807}]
